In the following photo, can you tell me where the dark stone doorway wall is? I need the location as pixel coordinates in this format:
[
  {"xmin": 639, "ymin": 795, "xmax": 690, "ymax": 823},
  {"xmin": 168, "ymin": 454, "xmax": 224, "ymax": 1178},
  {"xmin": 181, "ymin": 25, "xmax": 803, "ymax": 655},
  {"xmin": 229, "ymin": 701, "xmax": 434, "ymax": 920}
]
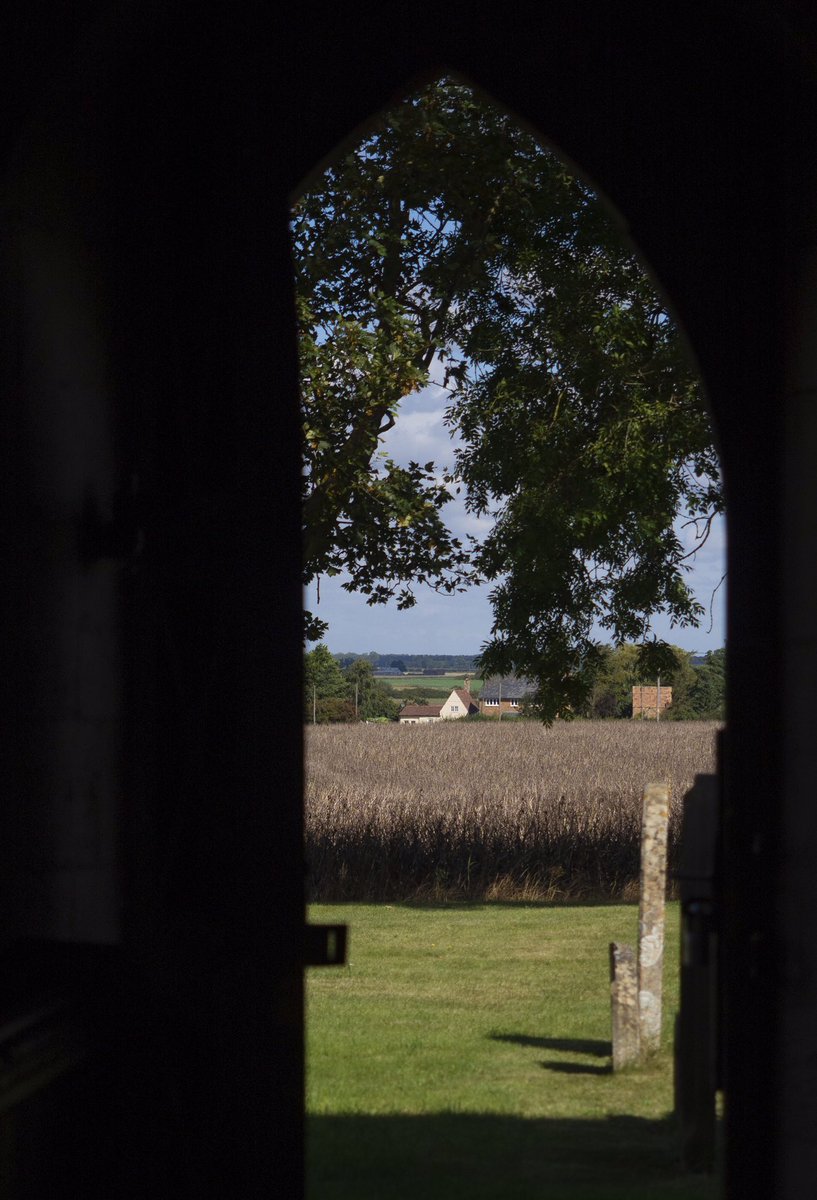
[{"xmin": 0, "ymin": 3, "xmax": 815, "ymax": 1196}]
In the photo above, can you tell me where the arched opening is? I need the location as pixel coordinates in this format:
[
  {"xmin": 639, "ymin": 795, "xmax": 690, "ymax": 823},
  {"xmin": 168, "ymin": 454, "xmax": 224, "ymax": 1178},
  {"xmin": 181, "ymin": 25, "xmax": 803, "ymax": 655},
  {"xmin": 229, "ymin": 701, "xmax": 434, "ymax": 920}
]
[
  {"xmin": 296, "ymin": 74, "xmax": 725, "ymax": 1198},
  {"xmin": 0, "ymin": 7, "xmax": 808, "ymax": 1198}
]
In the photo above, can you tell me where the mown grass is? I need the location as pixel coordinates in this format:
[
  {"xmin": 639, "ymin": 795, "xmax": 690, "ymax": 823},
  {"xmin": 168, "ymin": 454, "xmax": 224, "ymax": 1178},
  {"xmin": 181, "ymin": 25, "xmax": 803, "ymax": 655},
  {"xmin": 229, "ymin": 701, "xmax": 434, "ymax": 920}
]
[
  {"xmin": 307, "ymin": 901, "xmax": 720, "ymax": 1200},
  {"xmin": 305, "ymin": 721, "xmax": 719, "ymax": 903}
]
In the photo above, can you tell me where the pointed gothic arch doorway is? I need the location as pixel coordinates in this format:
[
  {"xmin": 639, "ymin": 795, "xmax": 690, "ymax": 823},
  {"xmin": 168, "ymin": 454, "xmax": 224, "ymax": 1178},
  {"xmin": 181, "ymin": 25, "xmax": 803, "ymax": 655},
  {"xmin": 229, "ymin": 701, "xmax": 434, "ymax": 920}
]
[
  {"xmin": 0, "ymin": 6, "xmax": 809, "ymax": 1198},
  {"xmin": 297, "ymin": 71, "xmax": 726, "ymax": 1198}
]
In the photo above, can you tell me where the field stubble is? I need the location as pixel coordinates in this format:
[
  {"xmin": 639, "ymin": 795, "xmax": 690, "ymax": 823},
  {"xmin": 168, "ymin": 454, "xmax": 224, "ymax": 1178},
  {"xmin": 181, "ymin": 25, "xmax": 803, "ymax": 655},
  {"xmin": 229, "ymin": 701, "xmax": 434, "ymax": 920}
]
[{"xmin": 305, "ymin": 720, "xmax": 720, "ymax": 903}]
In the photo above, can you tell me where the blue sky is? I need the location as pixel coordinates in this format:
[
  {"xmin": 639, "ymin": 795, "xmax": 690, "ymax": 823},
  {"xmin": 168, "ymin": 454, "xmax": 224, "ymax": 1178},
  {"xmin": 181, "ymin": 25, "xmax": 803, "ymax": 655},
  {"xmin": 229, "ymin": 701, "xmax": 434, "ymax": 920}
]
[{"xmin": 304, "ymin": 377, "xmax": 726, "ymax": 658}]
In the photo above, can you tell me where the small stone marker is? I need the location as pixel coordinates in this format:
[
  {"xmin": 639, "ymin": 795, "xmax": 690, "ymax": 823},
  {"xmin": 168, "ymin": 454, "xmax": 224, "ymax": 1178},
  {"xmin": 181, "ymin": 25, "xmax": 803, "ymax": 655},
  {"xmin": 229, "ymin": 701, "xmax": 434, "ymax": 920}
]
[
  {"xmin": 637, "ymin": 782, "xmax": 670, "ymax": 1054},
  {"xmin": 609, "ymin": 942, "xmax": 640, "ymax": 1070}
]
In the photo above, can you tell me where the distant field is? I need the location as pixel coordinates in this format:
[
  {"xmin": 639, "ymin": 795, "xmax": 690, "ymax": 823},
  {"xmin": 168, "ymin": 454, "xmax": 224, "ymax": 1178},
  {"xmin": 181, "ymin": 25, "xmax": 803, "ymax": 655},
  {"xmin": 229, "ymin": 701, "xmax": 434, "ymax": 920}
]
[
  {"xmin": 305, "ymin": 720, "xmax": 720, "ymax": 903},
  {"xmin": 380, "ymin": 674, "xmax": 484, "ymax": 697}
]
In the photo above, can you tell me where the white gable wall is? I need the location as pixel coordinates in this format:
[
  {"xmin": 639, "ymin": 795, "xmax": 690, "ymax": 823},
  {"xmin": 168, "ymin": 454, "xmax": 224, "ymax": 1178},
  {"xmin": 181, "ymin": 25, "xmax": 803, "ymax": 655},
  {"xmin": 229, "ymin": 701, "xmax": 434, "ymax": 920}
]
[{"xmin": 440, "ymin": 689, "xmax": 470, "ymax": 719}]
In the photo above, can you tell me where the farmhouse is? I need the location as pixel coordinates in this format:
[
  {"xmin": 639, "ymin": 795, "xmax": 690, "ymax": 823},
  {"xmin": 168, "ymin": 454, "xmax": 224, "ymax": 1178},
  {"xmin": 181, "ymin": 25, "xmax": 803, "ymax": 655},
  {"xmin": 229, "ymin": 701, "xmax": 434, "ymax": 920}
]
[
  {"xmin": 440, "ymin": 687, "xmax": 479, "ymax": 719},
  {"xmin": 398, "ymin": 704, "xmax": 442, "ymax": 724},
  {"xmin": 399, "ymin": 686, "xmax": 479, "ymax": 724},
  {"xmin": 479, "ymin": 675, "xmax": 536, "ymax": 717}
]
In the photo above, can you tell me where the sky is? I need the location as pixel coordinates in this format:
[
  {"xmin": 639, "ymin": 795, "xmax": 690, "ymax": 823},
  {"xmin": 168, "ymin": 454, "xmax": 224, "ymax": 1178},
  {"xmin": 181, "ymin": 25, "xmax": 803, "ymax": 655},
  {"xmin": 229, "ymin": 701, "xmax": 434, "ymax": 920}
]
[{"xmin": 304, "ymin": 380, "xmax": 727, "ymax": 658}]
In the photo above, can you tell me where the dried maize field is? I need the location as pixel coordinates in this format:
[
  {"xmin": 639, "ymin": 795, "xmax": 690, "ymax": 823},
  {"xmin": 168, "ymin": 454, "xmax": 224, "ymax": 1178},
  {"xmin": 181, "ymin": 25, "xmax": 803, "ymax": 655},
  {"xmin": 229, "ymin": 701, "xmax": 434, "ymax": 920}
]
[{"xmin": 305, "ymin": 720, "xmax": 721, "ymax": 902}]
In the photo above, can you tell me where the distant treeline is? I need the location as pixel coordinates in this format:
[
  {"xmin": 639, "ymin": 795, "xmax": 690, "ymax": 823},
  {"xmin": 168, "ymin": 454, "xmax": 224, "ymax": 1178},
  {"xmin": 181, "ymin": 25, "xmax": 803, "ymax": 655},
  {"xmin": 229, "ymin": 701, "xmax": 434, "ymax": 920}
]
[
  {"xmin": 333, "ymin": 652, "xmax": 478, "ymax": 673},
  {"xmin": 315, "ymin": 645, "xmax": 725, "ymax": 721}
]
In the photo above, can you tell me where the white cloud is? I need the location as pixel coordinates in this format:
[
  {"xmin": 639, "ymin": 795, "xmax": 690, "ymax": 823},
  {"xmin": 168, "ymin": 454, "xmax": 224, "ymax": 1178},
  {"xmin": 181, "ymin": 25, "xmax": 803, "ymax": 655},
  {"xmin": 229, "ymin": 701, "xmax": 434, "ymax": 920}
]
[
  {"xmin": 378, "ymin": 381, "xmax": 460, "ymax": 469},
  {"xmin": 380, "ymin": 408, "xmax": 455, "ymax": 465},
  {"xmin": 440, "ymin": 498, "xmax": 494, "ymax": 545}
]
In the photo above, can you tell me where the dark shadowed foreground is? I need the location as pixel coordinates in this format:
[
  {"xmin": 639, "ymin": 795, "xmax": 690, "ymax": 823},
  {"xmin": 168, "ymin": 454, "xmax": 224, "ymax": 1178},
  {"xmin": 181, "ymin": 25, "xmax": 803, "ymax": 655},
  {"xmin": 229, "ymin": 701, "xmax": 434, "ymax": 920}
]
[
  {"xmin": 309, "ymin": 1113, "xmax": 716, "ymax": 1200},
  {"xmin": 305, "ymin": 722, "xmax": 719, "ymax": 902}
]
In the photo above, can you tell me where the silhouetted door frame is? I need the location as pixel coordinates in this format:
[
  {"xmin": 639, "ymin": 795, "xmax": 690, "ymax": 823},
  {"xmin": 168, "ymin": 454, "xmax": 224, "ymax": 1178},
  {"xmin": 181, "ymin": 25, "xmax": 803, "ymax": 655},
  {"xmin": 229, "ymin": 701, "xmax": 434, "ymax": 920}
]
[{"xmin": 1, "ymin": 4, "xmax": 814, "ymax": 1197}]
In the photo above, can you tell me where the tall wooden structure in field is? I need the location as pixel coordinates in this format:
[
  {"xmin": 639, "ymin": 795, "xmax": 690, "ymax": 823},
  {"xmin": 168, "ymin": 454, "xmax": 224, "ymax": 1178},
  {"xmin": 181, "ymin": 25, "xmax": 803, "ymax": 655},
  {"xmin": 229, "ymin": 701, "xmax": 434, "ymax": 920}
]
[{"xmin": 632, "ymin": 686, "xmax": 673, "ymax": 720}]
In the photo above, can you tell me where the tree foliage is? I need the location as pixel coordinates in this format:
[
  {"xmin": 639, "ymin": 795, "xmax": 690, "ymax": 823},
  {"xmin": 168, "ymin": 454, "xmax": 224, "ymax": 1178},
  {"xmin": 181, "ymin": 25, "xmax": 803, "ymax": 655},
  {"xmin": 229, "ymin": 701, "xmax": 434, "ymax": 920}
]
[
  {"xmin": 666, "ymin": 648, "xmax": 726, "ymax": 720},
  {"xmin": 586, "ymin": 644, "xmax": 724, "ymax": 720},
  {"xmin": 304, "ymin": 643, "xmax": 349, "ymax": 721},
  {"xmin": 304, "ymin": 645, "xmax": 399, "ymax": 722},
  {"xmin": 342, "ymin": 658, "xmax": 400, "ymax": 721},
  {"xmin": 294, "ymin": 78, "xmax": 722, "ymax": 720}
]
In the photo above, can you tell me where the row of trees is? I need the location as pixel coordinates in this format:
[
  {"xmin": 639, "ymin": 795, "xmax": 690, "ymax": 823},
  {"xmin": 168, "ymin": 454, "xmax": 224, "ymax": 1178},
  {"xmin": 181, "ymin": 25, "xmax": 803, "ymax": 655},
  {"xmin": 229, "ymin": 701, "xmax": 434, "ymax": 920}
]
[
  {"xmin": 305, "ymin": 643, "xmax": 725, "ymax": 722},
  {"xmin": 304, "ymin": 645, "xmax": 399, "ymax": 723},
  {"xmin": 331, "ymin": 653, "xmax": 477, "ymax": 672}
]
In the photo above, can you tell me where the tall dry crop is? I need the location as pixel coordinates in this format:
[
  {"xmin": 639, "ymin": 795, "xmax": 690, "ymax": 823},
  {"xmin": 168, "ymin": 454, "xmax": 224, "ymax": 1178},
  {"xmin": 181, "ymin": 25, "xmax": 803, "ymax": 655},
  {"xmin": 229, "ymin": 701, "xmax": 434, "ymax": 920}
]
[{"xmin": 305, "ymin": 720, "xmax": 720, "ymax": 902}]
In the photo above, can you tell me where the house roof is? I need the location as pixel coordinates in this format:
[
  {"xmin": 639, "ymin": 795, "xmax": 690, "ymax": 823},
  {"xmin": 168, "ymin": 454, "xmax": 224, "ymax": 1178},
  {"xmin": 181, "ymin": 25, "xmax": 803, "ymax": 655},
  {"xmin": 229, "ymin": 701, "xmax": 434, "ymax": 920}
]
[
  {"xmin": 399, "ymin": 704, "xmax": 443, "ymax": 718},
  {"xmin": 479, "ymin": 675, "xmax": 537, "ymax": 702},
  {"xmin": 452, "ymin": 688, "xmax": 479, "ymax": 712}
]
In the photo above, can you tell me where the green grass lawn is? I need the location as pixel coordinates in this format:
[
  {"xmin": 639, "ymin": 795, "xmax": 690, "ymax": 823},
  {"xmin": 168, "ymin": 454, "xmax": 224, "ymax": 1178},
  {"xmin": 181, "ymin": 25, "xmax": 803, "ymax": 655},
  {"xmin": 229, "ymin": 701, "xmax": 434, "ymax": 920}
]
[{"xmin": 307, "ymin": 902, "xmax": 720, "ymax": 1200}]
